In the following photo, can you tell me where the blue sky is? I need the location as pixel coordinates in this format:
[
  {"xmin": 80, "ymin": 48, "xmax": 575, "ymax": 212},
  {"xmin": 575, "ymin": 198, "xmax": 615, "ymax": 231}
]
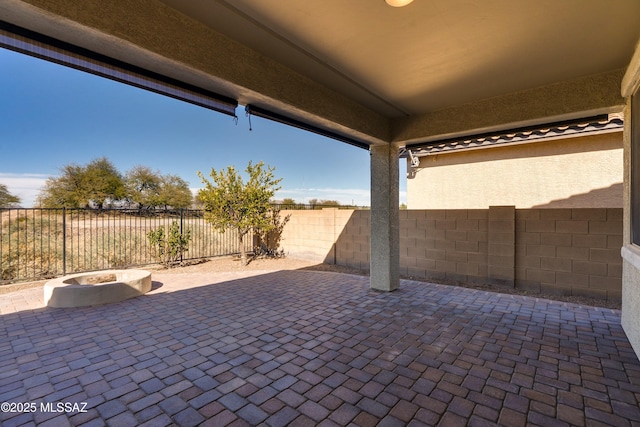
[{"xmin": 0, "ymin": 48, "xmax": 407, "ymax": 208}]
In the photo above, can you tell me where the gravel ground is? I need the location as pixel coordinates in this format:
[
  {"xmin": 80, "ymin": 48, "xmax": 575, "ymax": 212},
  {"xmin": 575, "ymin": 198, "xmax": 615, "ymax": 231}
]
[{"xmin": 150, "ymin": 256, "xmax": 621, "ymax": 310}]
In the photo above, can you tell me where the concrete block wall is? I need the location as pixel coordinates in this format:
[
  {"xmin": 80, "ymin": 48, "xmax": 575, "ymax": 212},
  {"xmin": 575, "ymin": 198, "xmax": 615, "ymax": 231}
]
[
  {"xmin": 487, "ymin": 206, "xmax": 515, "ymax": 287},
  {"xmin": 515, "ymin": 208, "xmax": 623, "ymax": 301},
  {"xmin": 279, "ymin": 209, "xmax": 355, "ymax": 263},
  {"xmin": 399, "ymin": 209, "xmax": 489, "ymax": 284},
  {"xmin": 334, "ymin": 210, "xmax": 370, "ymax": 270},
  {"xmin": 278, "ymin": 207, "xmax": 622, "ymax": 301}
]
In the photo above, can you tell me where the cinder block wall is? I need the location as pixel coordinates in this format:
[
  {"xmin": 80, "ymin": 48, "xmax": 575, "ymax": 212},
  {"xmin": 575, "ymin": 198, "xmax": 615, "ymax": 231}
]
[
  {"xmin": 398, "ymin": 209, "xmax": 489, "ymax": 284},
  {"xmin": 279, "ymin": 209, "xmax": 355, "ymax": 263},
  {"xmin": 278, "ymin": 207, "xmax": 622, "ymax": 301},
  {"xmin": 334, "ymin": 210, "xmax": 370, "ymax": 270},
  {"xmin": 515, "ymin": 208, "xmax": 623, "ymax": 300}
]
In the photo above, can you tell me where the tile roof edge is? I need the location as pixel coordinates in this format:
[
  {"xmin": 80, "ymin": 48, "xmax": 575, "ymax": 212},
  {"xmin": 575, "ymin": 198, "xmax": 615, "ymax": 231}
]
[{"xmin": 403, "ymin": 115, "xmax": 623, "ymax": 158}]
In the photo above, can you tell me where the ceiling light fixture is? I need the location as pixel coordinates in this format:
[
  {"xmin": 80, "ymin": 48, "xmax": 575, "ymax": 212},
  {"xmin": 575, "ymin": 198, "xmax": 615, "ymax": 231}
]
[{"xmin": 385, "ymin": 0, "xmax": 414, "ymax": 7}]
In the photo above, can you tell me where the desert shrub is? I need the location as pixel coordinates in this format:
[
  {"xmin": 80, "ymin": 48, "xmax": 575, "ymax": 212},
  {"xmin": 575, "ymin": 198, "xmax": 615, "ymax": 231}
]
[{"xmin": 147, "ymin": 221, "xmax": 191, "ymax": 267}]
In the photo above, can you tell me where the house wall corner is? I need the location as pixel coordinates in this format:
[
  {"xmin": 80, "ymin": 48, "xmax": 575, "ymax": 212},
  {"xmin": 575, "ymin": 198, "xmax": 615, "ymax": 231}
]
[{"xmin": 621, "ymin": 38, "xmax": 640, "ymax": 356}]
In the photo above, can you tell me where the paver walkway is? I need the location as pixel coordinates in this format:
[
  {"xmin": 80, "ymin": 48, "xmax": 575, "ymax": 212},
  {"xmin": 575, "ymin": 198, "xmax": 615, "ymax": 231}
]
[{"xmin": 1, "ymin": 269, "xmax": 639, "ymax": 426}]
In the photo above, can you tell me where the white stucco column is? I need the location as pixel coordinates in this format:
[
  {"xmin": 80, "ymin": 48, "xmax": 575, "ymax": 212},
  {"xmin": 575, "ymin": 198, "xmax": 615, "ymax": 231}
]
[{"xmin": 370, "ymin": 144, "xmax": 400, "ymax": 291}]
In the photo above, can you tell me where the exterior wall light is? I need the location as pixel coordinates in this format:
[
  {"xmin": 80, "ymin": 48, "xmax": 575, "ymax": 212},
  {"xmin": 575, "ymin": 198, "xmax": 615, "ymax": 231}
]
[{"xmin": 385, "ymin": 0, "xmax": 415, "ymax": 7}]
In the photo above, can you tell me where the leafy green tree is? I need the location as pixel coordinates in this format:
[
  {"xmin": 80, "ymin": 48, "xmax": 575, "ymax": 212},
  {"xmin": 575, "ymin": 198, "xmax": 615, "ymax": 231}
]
[
  {"xmin": 197, "ymin": 161, "xmax": 282, "ymax": 266},
  {"xmin": 37, "ymin": 157, "xmax": 125, "ymax": 209},
  {"xmin": 158, "ymin": 174, "xmax": 192, "ymax": 209},
  {"xmin": 0, "ymin": 184, "xmax": 21, "ymax": 207},
  {"xmin": 37, "ymin": 163, "xmax": 88, "ymax": 208},
  {"xmin": 84, "ymin": 157, "xmax": 126, "ymax": 209},
  {"xmin": 281, "ymin": 198, "xmax": 296, "ymax": 205},
  {"xmin": 125, "ymin": 165, "xmax": 162, "ymax": 209},
  {"xmin": 125, "ymin": 167, "xmax": 191, "ymax": 210}
]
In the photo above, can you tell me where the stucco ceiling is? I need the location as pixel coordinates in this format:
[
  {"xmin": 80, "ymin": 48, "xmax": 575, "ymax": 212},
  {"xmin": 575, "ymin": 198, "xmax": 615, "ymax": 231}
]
[
  {"xmin": 159, "ymin": 0, "xmax": 640, "ymax": 119},
  {"xmin": 1, "ymin": 0, "xmax": 640, "ymax": 146}
]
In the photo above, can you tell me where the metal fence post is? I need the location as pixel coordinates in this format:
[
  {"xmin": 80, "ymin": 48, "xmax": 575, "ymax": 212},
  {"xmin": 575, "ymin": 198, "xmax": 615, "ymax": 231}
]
[
  {"xmin": 62, "ymin": 207, "xmax": 67, "ymax": 276},
  {"xmin": 180, "ymin": 208, "xmax": 184, "ymax": 263},
  {"xmin": 1, "ymin": 205, "xmax": 323, "ymax": 284}
]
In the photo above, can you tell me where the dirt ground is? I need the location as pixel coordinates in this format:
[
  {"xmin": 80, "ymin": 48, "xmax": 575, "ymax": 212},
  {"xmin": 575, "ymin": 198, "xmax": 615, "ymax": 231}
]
[{"xmin": 148, "ymin": 256, "xmax": 622, "ymax": 310}]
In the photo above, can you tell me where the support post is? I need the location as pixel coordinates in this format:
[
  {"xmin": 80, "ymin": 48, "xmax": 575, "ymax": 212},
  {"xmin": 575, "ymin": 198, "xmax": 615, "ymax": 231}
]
[{"xmin": 370, "ymin": 144, "xmax": 400, "ymax": 291}]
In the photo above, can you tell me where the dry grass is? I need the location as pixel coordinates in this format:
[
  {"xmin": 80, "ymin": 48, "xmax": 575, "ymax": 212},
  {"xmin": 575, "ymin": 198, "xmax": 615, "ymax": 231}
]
[{"xmin": 1, "ymin": 210, "xmax": 248, "ymax": 283}]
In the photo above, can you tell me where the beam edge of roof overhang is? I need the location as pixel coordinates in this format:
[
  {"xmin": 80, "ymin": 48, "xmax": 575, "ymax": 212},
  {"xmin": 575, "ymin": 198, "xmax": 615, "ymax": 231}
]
[
  {"xmin": 0, "ymin": 0, "xmax": 391, "ymax": 145},
  {"xmin": 392, "ymin": 69, "xmax": 627, "ymax": 147},
  {"xmin": 622, "ymin": 37, "xmax": 640, "ymax": 97}
]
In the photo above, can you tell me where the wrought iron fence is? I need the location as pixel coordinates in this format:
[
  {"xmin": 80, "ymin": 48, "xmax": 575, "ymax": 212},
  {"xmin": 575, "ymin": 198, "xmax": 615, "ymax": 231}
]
[
  {"xmin": 0, "ymin": 208, "xmax": 252, "ymax": 284},
  {"xmin": 273, "ymin": 203, "xmax": 368, "ymax": 210}
]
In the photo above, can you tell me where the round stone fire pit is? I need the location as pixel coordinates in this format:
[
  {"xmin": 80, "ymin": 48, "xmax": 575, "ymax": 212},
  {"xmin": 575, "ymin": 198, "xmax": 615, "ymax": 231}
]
[{"xmin": 44, "ymin": 269, "xmax": 152, "ymax": 308}]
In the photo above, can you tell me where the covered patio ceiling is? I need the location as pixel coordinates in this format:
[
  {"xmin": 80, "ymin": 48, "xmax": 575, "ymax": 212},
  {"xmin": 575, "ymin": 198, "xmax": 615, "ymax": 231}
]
[{"xmin": 2, "ymin": 0, "xmax": 640, "ymax": 148}]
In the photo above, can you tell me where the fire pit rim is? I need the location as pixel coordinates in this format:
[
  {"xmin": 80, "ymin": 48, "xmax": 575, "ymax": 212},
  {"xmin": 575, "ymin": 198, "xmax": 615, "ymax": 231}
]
[{"xmin": 44, "ymin": 269, "xmax": 152, "ymax": 308}]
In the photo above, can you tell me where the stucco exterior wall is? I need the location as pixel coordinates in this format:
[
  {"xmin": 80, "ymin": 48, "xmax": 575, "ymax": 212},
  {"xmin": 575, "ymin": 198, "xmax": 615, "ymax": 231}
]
[
  {"xmin": 621, "ymin": 38, "xmax": 640, "ymax": 358},
  {"xmin": 623, "ymin": 250, "xmax": 640, "ymax": 353},
  {"xmin": 407, "ymin": 132, "xmax": 623, "ymax": 209},
  {"xmin": 622, "ymin": 95, "xmax": 640, "ymax": 355}
]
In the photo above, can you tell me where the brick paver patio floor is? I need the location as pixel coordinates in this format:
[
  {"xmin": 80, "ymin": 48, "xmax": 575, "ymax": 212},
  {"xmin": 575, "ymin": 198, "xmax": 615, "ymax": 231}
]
[{"xmin": 1, "ymin": 269, "xmax": 640, "ymax": 426}]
